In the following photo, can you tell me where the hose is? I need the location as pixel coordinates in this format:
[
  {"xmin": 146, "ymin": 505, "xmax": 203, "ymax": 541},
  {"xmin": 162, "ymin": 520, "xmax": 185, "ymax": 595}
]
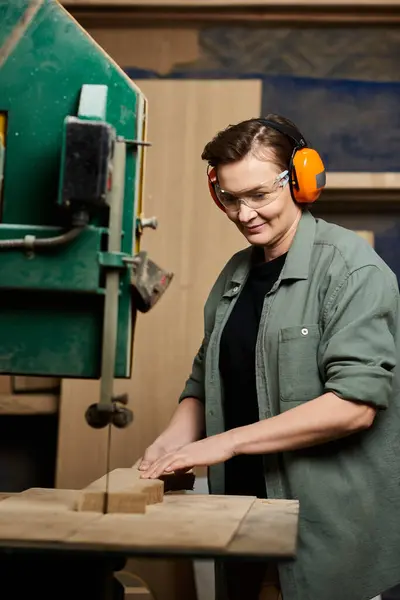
[
  {"xmin": 0, "ymin": 210, "xmax": 89, "ymax": 250},
  {"xmin": 0, "ymin": 226, "xmax": 85, "ymax": 250}
]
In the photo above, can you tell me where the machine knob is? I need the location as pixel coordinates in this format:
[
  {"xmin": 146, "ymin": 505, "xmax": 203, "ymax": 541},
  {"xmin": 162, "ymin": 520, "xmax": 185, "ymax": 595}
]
[{"xmin": 140, "ymin": 216, "xmax": 158, "ymax": 230}]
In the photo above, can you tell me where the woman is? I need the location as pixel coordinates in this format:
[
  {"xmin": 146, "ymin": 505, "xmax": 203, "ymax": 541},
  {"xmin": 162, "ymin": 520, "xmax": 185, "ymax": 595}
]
[{"xmin": 139, "ymin": 115, "xmax": 400, "ymax": 600}]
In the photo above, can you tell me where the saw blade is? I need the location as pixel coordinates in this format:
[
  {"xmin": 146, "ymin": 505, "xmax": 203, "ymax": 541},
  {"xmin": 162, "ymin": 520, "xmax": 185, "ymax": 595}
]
[
  {"xmin": 98, "ymin": 139, "xmax": 127, "ymax": 513},
  {"xmin": 104, "ymin": 423, "xmax": 112, "ymax": 513}
]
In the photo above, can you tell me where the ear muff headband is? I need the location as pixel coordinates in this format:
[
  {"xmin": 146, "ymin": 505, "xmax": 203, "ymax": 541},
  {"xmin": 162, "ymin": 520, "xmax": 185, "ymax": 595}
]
[
  {"xmin": 207, "ymin": 165, "xmax": 225, "ymax": 212},
  {"xmin": 255, "ymin": 118, "xmax": 326, "ymax": 204},
  {"xmin": 207, "ymin": 118, "xmax": 326, "ymax": 209}
]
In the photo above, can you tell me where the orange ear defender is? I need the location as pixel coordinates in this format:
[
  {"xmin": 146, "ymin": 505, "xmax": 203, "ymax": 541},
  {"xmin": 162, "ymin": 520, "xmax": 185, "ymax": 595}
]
[
  {"xmin": 207, "ymin": 118, "xmax": 326, "ymax": 209},
  {"xmin": 207, "ymin": 165, "xmax": 226, "ymax": 212}
]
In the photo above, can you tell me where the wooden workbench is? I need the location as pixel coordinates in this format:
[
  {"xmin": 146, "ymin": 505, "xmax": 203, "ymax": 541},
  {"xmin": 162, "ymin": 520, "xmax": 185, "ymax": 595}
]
[
  {"xmin": 0, "ymin": 487, "xmax": 298, "ymax": 561},
  {"xmin": 0, "ymin": 467, "xmax": 299, "ymax": 599}
]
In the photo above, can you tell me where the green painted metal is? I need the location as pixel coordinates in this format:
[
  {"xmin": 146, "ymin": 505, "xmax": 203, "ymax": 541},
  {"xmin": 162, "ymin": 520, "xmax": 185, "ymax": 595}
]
[
  {"xmin": 0, "ymin": 225, "xmax": 104, "ymax": 292},
  {"xmin": 0, "ymin": 0, "xmax": 146, "ymax": 379}
]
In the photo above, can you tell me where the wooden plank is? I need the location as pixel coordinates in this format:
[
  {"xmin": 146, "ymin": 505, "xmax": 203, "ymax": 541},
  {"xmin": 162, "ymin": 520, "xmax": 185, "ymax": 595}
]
[
  {"xmin": 62, "ymin": 0, "xmax": 400, "ymax": 7},
  {"xmin": 0, "ymin": 489, "xmax": 299, "ymax": 558},
  {"xmin": 0, "ymin": 393, "xmax": 58, "ymax": 415},
  {"xmin": 71, "ymin": 7, "xmax": 400, "ymax": 27},
  {"xmin": 77, "ymin": 462, "xmax": 194, "ymax": 513},
  {"xmin": 0, "ymin": 493, "xmax": 19, "ymax": 502},
  {"xmin": 70, "ymin": 494, "xmax": 257, "ymax": 551},
  {"xmin": 116, "ymin": 572, "xmax": 154, "ymax": 599},
  {"xmin": 0, "ymin": 487, "xmax": 80, "ymax": 512},
  {"xmin": 13, "ymin": 376, "xmax": 60, "ymax": 393},
  {"xmin": 326, "ymin": 172, "xmax": 400, "ymax": 190},
  {"xmin": 77, "ymin": 468, "xmax": 164, "ymax": 514},
  {"xmin": 0, "ymin": 510, "xmax": 99, "ymax": 542},
  {"xmin": 0, "ymin": 489, "xmax": 100, "ymax": 542},
  {"xmin": 227, "ymin": 499, "xmax": 299, "ymax": 557},
  {"xmin": 0, "ymin": 376, "xmax": 11, "ymax": 394}
]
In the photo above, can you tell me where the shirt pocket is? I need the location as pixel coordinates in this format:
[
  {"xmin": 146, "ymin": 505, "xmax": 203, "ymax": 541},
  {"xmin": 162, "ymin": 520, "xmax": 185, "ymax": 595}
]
[{"xmin": 278, "ymin": 324, "xmax": 324, "ymax": 402}]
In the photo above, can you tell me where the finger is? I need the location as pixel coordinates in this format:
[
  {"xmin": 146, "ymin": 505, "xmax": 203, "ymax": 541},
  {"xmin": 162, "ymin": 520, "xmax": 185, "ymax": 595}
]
[
  {"xmin": 138, "ymin": 448, "xmax": 164, "ymax": 471},
  {"xmin": 148, "ymin": 456, "xmax": 190, "ymax": 479},
  {"xmin": 138, "ymin": 455, "xmax": 152, "ymax": 470},
  {"xmin": 141, "ymin": 454, "xmax": 178, "ymax": 479},
  {"xmin": 164, "ymin": 457, "xmax": 193, "ymax": 473}
]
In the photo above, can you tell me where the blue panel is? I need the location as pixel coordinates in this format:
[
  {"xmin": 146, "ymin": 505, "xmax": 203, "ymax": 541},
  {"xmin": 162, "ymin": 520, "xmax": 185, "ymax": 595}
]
[{"xmin": 261, "ymin": 76, "xmax": 400, "ymax": 172}]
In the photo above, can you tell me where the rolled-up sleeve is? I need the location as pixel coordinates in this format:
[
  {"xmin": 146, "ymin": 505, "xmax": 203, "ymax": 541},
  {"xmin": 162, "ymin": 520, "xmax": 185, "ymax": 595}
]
[{"xmin": 320, "ymin": 265, "xmax": 399, "ymax": 409}]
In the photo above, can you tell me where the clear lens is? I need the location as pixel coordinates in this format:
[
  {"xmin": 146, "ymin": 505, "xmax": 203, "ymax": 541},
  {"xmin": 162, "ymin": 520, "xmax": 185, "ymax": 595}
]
[{"xmin": 216, "ymin": 170, "xmax": 288, "ymax": 212}]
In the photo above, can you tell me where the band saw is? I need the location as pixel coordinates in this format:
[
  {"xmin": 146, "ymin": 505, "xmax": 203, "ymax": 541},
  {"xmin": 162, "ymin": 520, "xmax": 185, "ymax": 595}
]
[
  {"xmin": 0, "ymin": 2, "xmax": 299, "ymax": 598},
  {"xmin": 0, "ymin": 0, "xmax": 173, "ymax": 439}
]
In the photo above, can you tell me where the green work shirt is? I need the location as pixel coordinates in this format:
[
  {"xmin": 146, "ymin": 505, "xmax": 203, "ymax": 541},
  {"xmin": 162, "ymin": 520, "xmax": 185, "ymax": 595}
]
[{"xmin": 179, "ymin": 210, "xmax": 400, "ymax": 600}]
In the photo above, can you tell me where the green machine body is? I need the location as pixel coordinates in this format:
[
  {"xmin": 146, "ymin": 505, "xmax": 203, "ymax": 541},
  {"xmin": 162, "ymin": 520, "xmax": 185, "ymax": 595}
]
[{"xmin": 0, "ymin": 0, "xmax": 172, "ymax": 427}]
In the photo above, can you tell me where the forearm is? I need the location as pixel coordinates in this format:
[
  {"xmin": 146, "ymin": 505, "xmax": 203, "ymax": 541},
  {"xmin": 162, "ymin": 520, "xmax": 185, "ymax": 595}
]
[
  {"xmin": 231, "ymin": 392, "xmax": 376, "ymax": 456},
  {"xmin": 156, "ymin": 397, "xmax": 205, "ymax": 449}
]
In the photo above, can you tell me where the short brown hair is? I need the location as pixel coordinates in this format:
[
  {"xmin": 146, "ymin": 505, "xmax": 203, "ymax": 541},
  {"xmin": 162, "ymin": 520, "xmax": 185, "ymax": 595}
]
[{"xmin": 201, "ymin": 113, "xmax": 299, "ymax": 173}]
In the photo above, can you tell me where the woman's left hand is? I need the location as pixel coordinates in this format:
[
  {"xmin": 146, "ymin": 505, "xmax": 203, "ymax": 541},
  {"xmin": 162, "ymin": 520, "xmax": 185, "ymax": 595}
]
[{"xmin": 139, "ymin": 433, "xmax": 236, "ymax": 479}]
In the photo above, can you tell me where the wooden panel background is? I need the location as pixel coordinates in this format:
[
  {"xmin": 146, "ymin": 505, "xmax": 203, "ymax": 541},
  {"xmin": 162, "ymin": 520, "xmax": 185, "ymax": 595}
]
[
  {"xmin": 56, "ymin": 79, "xmax": 261, "ymax": 489},
  {"xmin": 63, "ymin": 0, "xmax": 400, "ymax": 7}
]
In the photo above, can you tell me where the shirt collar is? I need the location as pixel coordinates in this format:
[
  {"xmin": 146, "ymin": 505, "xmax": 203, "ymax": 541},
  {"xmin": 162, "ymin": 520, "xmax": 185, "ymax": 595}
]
[
  {"xmin": 229, "ymin": 210, "xmax": 316, "ymax": 286},
  {"xmin": 281, "ymin": 210, "xmax": 316, "ymax": 281}
]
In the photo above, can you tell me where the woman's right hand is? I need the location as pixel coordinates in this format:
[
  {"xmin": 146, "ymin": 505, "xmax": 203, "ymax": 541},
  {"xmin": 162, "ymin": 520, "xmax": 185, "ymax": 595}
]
[
  {"xmin": 138, "ymin": 440, "xmax": 184, "ymax": 472},
  {"xmin": 137, "ymin": 397, "xmax": 206, "ymax": 472}
]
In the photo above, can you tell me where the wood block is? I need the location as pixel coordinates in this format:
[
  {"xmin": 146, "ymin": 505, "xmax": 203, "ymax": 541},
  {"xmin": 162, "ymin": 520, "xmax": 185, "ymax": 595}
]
[
  {"xmin": 70, "ymin": 494, "xmax": 257, "ymax": 551},
  {"xmin": 79, "ymin": 490, "xmax": 147, "ymax": 514},
  {"xmin": 116, "ymin": 572, "xmax": 154, "ymax": 600},
  {"xmin": 0, "ymin": 393, "xmax": 58, "ymax": 415},
  {"xmin": 77, "ymin": 468, "xmax": 164, "ymax": 514},
  {"xmin": 0, "ymin": 489, "xmax": 299, "ymax": 559},
  {"xmin": 0, "ymin": 376, "xmax": 11, "ymax": 394},
  {"xmin": 13, "ymin": 376, "xmax": 60, "ymax": 393}
]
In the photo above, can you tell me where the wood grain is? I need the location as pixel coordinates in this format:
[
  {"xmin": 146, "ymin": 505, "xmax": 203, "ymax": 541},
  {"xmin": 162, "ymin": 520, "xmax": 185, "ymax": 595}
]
[
  {"xmin": 77, "ymin": 462, "xmax": 195, "ymax": 513},
  {"xmin": 0, "ymin": 393, "xmax": 58, "ymax": 415},
  {"xmin": 12, "ymin": 376, "xmax": 60, "ymax": 393},
  {"xmin": 0, "ymin": 489, "xmax": 100, "ymax": 541},
  {"xmin": 77, "ymin": 467, "xmax": 164, "ymax": 514},
  {"xmin": 326, "ymin": 172, "xmax": 400, "ymax": 190},
  {"xmin": 62, "ymin": 0, "xmax": 400, "ymax": 7},
  {"xmin": 0, "ymin": 377, "xmax": 11, "ymax": 394},
  {"xmin": 0, "ymin": 489, "xmax": 299, "ymax": 558},
  {"xmin": 227, "ymin": 499, "xmax": 299, "ymax": 557}
]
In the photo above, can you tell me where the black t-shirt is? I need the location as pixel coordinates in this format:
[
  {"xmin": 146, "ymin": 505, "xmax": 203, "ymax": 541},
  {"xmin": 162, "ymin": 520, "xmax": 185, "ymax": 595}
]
[{"xmin": 219, "ymin": 248, "xmax": 287, "ymax": 497}]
